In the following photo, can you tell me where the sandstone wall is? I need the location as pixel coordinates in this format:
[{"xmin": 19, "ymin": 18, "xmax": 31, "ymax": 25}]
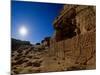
[
  {"xmin": 43, "ymin": 32, "xmax": 95, "ymax": 72},
  {"xmin": 44, "ymin": 5, "xmax": 96, "ymax": 71},
  {"xmin": 50, "ymin": 32, "xmax": 95, "ymax": 63}
]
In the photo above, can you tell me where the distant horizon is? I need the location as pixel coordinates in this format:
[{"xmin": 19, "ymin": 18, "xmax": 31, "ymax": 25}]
[{"xmin": 11, "ymin": 1, "xmax": 63, "ymax": 44}]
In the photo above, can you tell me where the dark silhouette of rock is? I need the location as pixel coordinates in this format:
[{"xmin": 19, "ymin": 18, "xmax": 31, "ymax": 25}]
[
  {"xmin": 36, "ymin": 43, "xmax": 40, "ymax": 45},
  {"xmin": 11, "ymin": 38, "xmax": 32, "ymax": 50}
]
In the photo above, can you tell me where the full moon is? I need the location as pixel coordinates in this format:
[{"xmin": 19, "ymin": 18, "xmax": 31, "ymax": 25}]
[{"xmin": 19, "ymin": 26, "xmax": 28, "ymax": 36}]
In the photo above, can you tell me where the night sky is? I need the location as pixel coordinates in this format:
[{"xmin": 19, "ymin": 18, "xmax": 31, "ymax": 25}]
[{"xmin": 11, "ymin": 1, "xmax": 63, "ymax": 44}]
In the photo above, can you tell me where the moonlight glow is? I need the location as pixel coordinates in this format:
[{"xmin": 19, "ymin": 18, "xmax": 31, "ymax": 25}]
[{"xmin": 19, "ymin": 26, "xmax": 28, "ymax": 36}]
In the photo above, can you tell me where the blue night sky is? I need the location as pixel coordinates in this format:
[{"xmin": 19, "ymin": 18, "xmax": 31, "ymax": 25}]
[{"xmin": 11, "ymin": 1, "xmax": 63, "ymax": 44}]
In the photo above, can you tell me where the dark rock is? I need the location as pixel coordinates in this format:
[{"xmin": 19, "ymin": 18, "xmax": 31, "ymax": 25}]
[
  {"xmin": 11, "ymin": 38, "xmax": 32, "ymax": 50},
  {"xmin": 33, "ymin": 62, "xmax": 41, "ymax": 67}
]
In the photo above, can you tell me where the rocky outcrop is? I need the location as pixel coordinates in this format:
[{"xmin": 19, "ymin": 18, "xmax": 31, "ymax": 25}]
[
  {"xmin": 43, "ymin": 5, "xmax": 96, "ymax": 72},
  {"xmin": 53, "ymin": 5, "xmax": 96, "ymax": 42},
  {"xmin": 11, "ymin": 38, "xmax": 32, "ymax": 50}
]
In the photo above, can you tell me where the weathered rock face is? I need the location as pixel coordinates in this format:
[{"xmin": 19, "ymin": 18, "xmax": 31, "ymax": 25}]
[
  {"xmin": 43, "ymin": 5, "xmax": 96, "ymax": 71},
  {"xmin": 53, "ymin": 5, "xmax": 96, "ymax": 42},
  {"xmin": 45, "ymin": 32, "xmax": 95, "ymax": 71}
]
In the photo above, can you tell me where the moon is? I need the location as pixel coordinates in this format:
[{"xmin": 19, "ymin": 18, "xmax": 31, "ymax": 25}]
[{"xmin": 19, "ymin": 26, "xmax": 28, "ymax": 36}]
